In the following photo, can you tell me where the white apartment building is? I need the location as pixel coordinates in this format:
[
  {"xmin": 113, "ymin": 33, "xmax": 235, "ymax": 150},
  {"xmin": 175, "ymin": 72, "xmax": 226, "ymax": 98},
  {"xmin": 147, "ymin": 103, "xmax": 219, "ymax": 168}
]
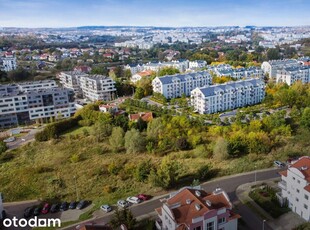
[
  {"xmin": 0, "ymin": 87, "xmax": 76, "ymax": 128},
  {"xmin": 155, "ymin": 187, "xmax": 240, "ymax": 230},
  {"xmin": 277, "ymin": 156, "xmax": 310, "ymax": 221},
  {"xmin": 189, "ymin": 60, "xmax": 207, "ymax": 69},
  {"xmin": 261, "ymin": 59, "xmax": 300, "ymax": 78},
  {"xmin": 152, "ymin": 71, "xmax": 212, "ymax": 99},
  {"xmin": 276, "ymin": 66, "xmax": 310, "ymax": 85},
  {"xmin": 17, "ymin": 80, "xmax": 57, "ymax": 92},
  {"xmin": 191, "ymin": 78, "xmax": 265, "ymax": 114},
  {"xmin": 124, "ymin": 64, "xmax": 144, "ymax": 75},
  {"xmin": 79, "ymin": 75, "xmax": 116, "ymax": 102},
  {"xmin": 58, "ymin": 71, "xmax": 88, "ymax": 96},
  {"xmin": 1, "ymin": 57, "xmax": 17, "ymax": 72},
  {"xmin": 59, "ymin": 72, "xmax": 116, "ymax": 102}
]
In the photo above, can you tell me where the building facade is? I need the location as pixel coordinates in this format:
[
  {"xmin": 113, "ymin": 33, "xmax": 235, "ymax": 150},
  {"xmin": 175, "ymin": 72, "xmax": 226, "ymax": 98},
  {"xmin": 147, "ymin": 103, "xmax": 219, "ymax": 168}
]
[
  {"xmin": 277, "ymin": 156, "xmax": 310, "ymax": 221},
  {"xmin": 0, "ymin": 82, "xmax": 75, "ymax": 128},
  {"xmin": 191, "ymin": 78, "xmax": 265, "ymax": 114},
  {"xmin": 155, "ymin": 187, "xmax": 240, "ymax": 230},
  {"xmin": 152, "ymin": 71, "xmax": 212, "ymax": 99},
  {"xmin": 261, "ymin": 59, "xmax": 299, "ymax": 78},
  {"xmin": 1, "ymin": 57, "xmax": 17, "ymax": 72},
  {"xmin": 59, "ymin": 72, "xmax": 116, "ymax": 102},
  {"xmin": 276, "ymin": 66, "xmax": 310, "ymax": 85}
]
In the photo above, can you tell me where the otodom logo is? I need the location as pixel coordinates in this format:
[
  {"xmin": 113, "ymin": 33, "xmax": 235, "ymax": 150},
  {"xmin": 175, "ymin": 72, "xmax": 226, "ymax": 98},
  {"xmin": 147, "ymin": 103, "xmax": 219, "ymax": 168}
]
[{"xmin": 3, "ymin": 216, "xmax": 61, "ymax": 228}]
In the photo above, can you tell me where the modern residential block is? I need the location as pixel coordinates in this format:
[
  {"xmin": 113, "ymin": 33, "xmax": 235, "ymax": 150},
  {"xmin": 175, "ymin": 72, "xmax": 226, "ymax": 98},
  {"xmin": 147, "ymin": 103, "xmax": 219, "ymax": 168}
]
[
  {"xmin": 1, "ymin": 57, "xmax": 17, "ymax": 72},
  {"xmin": 261, "ymin": 59, "xmax": 300, "ymax": 78},
  {"xmin": 276, "ymin": 66, "xmax": 310, "ymax": 85},
  {"xmin": 152, "ymin": 71, "xmax": 212, "ymax": 99},
  {"xmin": 277, "ymin": 156, "xmax": 310, "ymax": 221},
  {"xmin": 191, "ymin": 78, "xmax": 265, "ymax": 114},
  {"xmin": 155, "ymin": 187, "xmax": 240, "ymax": 230}
]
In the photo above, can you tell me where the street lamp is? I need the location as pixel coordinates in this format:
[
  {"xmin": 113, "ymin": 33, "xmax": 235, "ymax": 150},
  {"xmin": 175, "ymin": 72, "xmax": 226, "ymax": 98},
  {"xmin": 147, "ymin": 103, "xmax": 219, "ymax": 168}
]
[
  {"xmin": 254, "ymin": 165, "xmax": 257, "ymax": 186},
  {"xmin": 262, "ymin": 219, "xmax": 266, "ymax": 230}
]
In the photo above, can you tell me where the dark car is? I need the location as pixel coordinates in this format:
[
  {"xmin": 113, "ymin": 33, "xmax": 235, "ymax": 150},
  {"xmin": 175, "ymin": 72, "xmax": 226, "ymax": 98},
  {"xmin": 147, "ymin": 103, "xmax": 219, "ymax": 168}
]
[
  {"xmin": 69, "ymin": 201, "xmax": 77, "ymax": 209},
  {"xmin": 24, "ymin": 206, "xmax": 35, "ymax": 218},
  {"xmin": 41, "ymin": 203, "xmax": 50, "ymax": 214},
  {"xmin": 76, "ymin": 200, "xmax": 88, "ymax": 210},
  {"xmin": 33, "ymin": 207, "xmax": 41, "ymax": 216},
  {"xmin": 50, "ymin": 204, "xmax": 59, "ymax": 213},
  {"xmin": 59, "ymin": 202, "xmax": 68, "ymax": 211}
]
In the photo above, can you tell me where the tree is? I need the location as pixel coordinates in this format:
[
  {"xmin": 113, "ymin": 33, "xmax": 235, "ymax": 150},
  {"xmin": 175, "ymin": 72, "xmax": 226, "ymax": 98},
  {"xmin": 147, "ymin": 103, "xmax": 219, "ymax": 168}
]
[
  {"xmin": 110, "ymin": 208, "xmax": 137, "ymax": 230},
  {"xmin": 0, "ymin": 141, "xmax": 7, "ymax": 155},
  {"xmin": 124, "ymin": 129, "xmax": 146, "ymax": 154},
  {"xmin": 301, "ymin": 107, "xmax": 310, "ymax": 129},
  {"xmin": 92, "ymin": 121, "xmax": 112, "ymax": 142},
  {"xmin": 134, "ymin": 160, "xmax": 153, "ymax": 182},
  {"xmin": 147, "ymin": 118, "xmax": 164, "ymax": 141},
  {"xmin": 213, "ymin": 137, "xmax": 229, "ymax": 160},
  {"xmin": 267, "ymin": 48, "xmax": 280, "ymax": 60},
  {"xmin": 109, "ymin": 127, "xmax": 125, "ymax": 152},
  {"xmin": 134, "ymin": 87, "xmax": 144, "ymax": 99},
  {"xmin": 159, "ymin": 67, "xmax": 180, "ymax": 76}
]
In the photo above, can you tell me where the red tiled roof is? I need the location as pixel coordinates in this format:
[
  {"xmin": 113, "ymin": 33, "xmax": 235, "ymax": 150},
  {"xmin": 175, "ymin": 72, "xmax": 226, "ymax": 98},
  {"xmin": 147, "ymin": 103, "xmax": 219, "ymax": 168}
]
[
  {"xmin": 137, "ymin": 70, "xmax": 154, "ymax": 77},
  {"xmin": 129, "ymin": 112, "xmax": 153, "ymax": 122},
  {"xmin": 290, "ymin": 156, "xmax": 310, "ymax": 182},
  {"xmin": 165, "ymin": 188, "xmax": 231, "ymax": 227},
  {"xmin": 304, "ymin": 185, "xmax": 310, "ymax": 193},
  {"xmin": 279, "ymin": 170, "xmax": 287, "ymax": 177}
]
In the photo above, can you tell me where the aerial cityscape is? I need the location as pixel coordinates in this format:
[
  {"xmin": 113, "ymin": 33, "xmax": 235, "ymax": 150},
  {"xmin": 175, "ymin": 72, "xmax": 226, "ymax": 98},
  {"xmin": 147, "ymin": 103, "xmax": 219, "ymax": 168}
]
[{"xmin": 0, "ymin": 0, "xmax": 310, "ymax": 230}]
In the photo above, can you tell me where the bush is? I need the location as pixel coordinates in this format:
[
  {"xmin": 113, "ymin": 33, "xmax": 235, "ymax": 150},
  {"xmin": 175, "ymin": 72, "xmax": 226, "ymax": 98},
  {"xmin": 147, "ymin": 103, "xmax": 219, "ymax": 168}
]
[{"xmin": 0, "ymin": 141, "xmax": 8, "ymax": 154}]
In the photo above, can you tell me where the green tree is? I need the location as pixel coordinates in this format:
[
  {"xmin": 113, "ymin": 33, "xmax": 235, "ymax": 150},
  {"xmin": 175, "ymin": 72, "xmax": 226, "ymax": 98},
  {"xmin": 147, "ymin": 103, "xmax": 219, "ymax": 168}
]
[
  {"xmin": 110, "ymin": 208, "xmax": 137, "ymax": 230},
  {"xmin": 109, "ymin": 127, "xmax": 125, "ymax": 152},
  {"xmin": 124, "ymin": 129, "xmax": 146, "ymax": 154},
  {"xmin": 301, "ymin": 107, "xmax": 310, "ymax": 129},
  {"xmin": 0, "ymin": 141, "xmax": 7, "ymax": 154},
  {"xmin": 267, "ymin": 48, "xmax": 280, "ymax": 60},
  {"xmin": 134, "ymin": 160, "xmax": 153, "ymax": 182},
  {"xmin": 134, "ymin": 87, "xmax": 144, "ymax": 99},
  {"xmin": 159, "ymin": 67, "xmax": 180, "ymax": 76},
  {"xmin": 213, "ymin": 137, "xmax": 229, "ymax": 160},
  {"xmin": 92, "ymin": 121, "xmax": 112, "ymax": 142}
]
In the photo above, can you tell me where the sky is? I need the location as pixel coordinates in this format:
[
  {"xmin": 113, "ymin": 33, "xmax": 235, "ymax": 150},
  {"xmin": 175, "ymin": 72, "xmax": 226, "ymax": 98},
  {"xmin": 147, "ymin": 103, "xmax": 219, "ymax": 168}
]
[{"xmin": 0, "ymin": 0, "xmax": 309, "ymax": 28}]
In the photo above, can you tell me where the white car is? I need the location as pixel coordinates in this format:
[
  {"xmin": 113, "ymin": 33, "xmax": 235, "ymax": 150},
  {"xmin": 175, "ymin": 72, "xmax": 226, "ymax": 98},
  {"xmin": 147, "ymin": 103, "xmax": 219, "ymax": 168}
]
[
  {"xmin": 117, "ymin": 200, "xmax": 129, "ymax": 208},
  {"xmin": 126, "ymin": 196, "xmax": 141, "ymax": 204},
  {"xmin": 100, "ymin": 204, "xmax": 112, "ymax": 213}
]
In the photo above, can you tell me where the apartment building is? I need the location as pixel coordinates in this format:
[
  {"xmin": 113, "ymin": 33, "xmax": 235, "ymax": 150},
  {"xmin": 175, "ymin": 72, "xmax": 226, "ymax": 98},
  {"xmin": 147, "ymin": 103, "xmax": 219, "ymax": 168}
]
[
  {"xmin": 277, "ymin": 156, "xmax": 310, "ymax": 221},
  {"xmin": 17, "ymin": 80, "xmax": 57, "ymax": 92},
  {"xmin": 0, "ymin": 82, "xmax": 76, "ymax": 128},
  {"xmin": 79, "ymin": 75, "xmax": 116, "ymax": 101},
  {"xmin": 189, "ymin": 60, "xmax": 207, "ymax": 69},
  {"xmin": 59, "ymin": 72, "xmax": 116, "ymax": 102},
  {"xmin": 152, "ymin": 71, "xmax": 212, "ymax": 99},
  {"xmin": 191, "ymin": 78, "xmax": 265, "ymax": 114},
  {"xmin": 261, "ymin": 59, "xmax": 299, "ymax": 78},
  {"xmin": 1, "ymin": 57, "xmax": 17, "ymax": 72},
  {"xmin": 58, "ymin": 71, "xmax": 88, "ymax": 95},
  {"xmin": 155, "ymin": 187, "xmax": 240, "ymax": 230},
  {"xmin": 276, "ymin": 66, "xmax": 310, "ymax": 85}
]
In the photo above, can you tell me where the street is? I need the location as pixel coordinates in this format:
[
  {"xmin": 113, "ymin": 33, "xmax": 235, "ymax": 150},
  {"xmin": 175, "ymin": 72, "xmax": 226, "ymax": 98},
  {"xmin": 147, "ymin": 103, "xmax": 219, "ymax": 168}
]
[
  {"xmin": 62, "ymin": 168, "xmax": 281, "ymax": 230},
  {"xmin": 5, "ymin": 128, "xmax": 40, "ymax": 150}
]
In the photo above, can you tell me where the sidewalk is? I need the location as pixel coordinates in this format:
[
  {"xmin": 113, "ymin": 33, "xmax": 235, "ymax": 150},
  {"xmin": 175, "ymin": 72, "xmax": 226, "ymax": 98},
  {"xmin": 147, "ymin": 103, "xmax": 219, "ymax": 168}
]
[{"xmin": 236, "ymin": 179, "xmax": 306, "ymax": 230}]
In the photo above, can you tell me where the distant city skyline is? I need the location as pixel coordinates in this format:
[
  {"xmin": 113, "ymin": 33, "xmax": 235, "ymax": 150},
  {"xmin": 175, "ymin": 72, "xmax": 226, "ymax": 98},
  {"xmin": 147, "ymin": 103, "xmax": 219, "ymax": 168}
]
[{"xmin": 0, "ymin": 0, "xmax": 309, "ymax": 28}]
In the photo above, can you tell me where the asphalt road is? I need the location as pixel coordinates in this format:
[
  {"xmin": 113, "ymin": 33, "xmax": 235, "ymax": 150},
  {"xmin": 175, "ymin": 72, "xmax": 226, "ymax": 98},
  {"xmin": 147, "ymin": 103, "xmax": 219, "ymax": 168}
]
[
  {"xmin": 63, "ymin": 168, "xmax": 281, "ymax": 230},
  {"xmin": 6, "ymin": 128, "xmax": 40, "ymax": 150}
]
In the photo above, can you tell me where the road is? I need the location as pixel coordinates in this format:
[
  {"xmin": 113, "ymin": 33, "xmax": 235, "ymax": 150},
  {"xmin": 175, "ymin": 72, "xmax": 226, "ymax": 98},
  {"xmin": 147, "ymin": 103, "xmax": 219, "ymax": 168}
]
[
  {"xmin": 5, "ymin": 128, "xmax": 40, "ymax": 150},
  {"xmin": 63, "ymin": 168, "xmax": 281, "ymax": 230}
]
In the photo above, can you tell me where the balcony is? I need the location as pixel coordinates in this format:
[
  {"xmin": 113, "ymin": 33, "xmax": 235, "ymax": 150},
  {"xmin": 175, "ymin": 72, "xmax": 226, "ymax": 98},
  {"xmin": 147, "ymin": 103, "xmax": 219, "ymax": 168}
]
[
  {"xmin": 278, "ymin": 180, "xmax": 287, "ymax": 191},
  {"xmin": 155, "ymin": 219, "xmax": 163, "ymax": 230}
]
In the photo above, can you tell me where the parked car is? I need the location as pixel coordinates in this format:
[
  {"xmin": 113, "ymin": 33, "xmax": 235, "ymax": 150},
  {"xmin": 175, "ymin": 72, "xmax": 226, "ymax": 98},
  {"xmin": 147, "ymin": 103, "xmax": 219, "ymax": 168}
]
[
  {"xmin": 100, "ymin": 204, "xmax": 112, "ymax": 213},
  {"xmin": 126, "ymin": 196, "xmax": 141, "ymax": 204},
  {"xmin": 117, "ymin": 200, "xmax": 129, "ymax": 208},
  {"xmin": 33, "ymin": 207, "xmax": 41, "ymax": 216},
  {"xmin": 274, "ymin": 161, "xmax": 285, "ymax": 168},
  {"xmin": 50, "ymin": 204, "xmax": 59, "ymax": 213},
  {"xmin": 76, "ymin": 200, "xmax": 88, "ymax": 210},
  {"xmin": 69, "ymin": 201, "xmax": 77, "ymax": 209},
  {"xmin": 59, "ymin": 202, "xmax": 68, "ymax": 211},
  {"xmin": 137, "ymin": 194, "xmax": 149, "ymax": 201},
  {"xmin": 41, "ymin": 203, "xmax": 50, "ymax": 214},
  {"xmin": 24, "ymin": 206, "xmax": 35, "ymax": 218}
]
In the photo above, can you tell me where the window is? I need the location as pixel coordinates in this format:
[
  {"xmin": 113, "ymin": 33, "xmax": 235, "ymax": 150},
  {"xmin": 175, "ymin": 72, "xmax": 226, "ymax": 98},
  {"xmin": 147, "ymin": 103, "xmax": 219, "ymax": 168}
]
[
  {"xmin": 296, "ymin": 198, "xmax": 299, "ymax": 202},
  {"xmin": 293, "ymin": 177, "xmax": 295, "ymax": 180},
  {"xmin": 305, "ymin": 195, "xmax": 309, "ymax": 200},
  {"xmin": 297, "ymin": 180, "xmax": 300, "ymax": 184},
  {"xmin": 304, "ymin": 204, "xmax": 308, "ymax": 210},
  {"xmin": 206, "ymin": 222, "xmax": 214, "ymax": 230},
  {"xmin": 218, "ymin": 217, "xmax": 226, "ymax": 224},
  {"xmin": 193, "ymin": 227, "xmax": 202, "ymax": 230},
  {"xmin": 297, "ymin": 189, "xmax": 300, "ymax": 193}
]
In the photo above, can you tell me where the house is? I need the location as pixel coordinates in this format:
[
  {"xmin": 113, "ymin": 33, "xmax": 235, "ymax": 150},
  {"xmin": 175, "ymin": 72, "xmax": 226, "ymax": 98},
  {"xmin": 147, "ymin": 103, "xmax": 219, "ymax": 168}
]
[
  {"xmin": 277, "ymin": 156, "xmax": 310, "ymax": 221},
  {"xmin": 155, "ymin": 187, "xmax": 240, "ymax": 230},
  {"xmin": 131, "ymin": 70, "xmax": 154, "ymax": 84},
  {"xmin": 129, "ymin": 112, "xmax": 153, "ymax": 122},
  {"xmin": 74, "ymin": 66, "xmax": 92, "ymax": 73},
  {"xmin": 99, "ymin": 103, "xmax": 118, "ymax": 113}
]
